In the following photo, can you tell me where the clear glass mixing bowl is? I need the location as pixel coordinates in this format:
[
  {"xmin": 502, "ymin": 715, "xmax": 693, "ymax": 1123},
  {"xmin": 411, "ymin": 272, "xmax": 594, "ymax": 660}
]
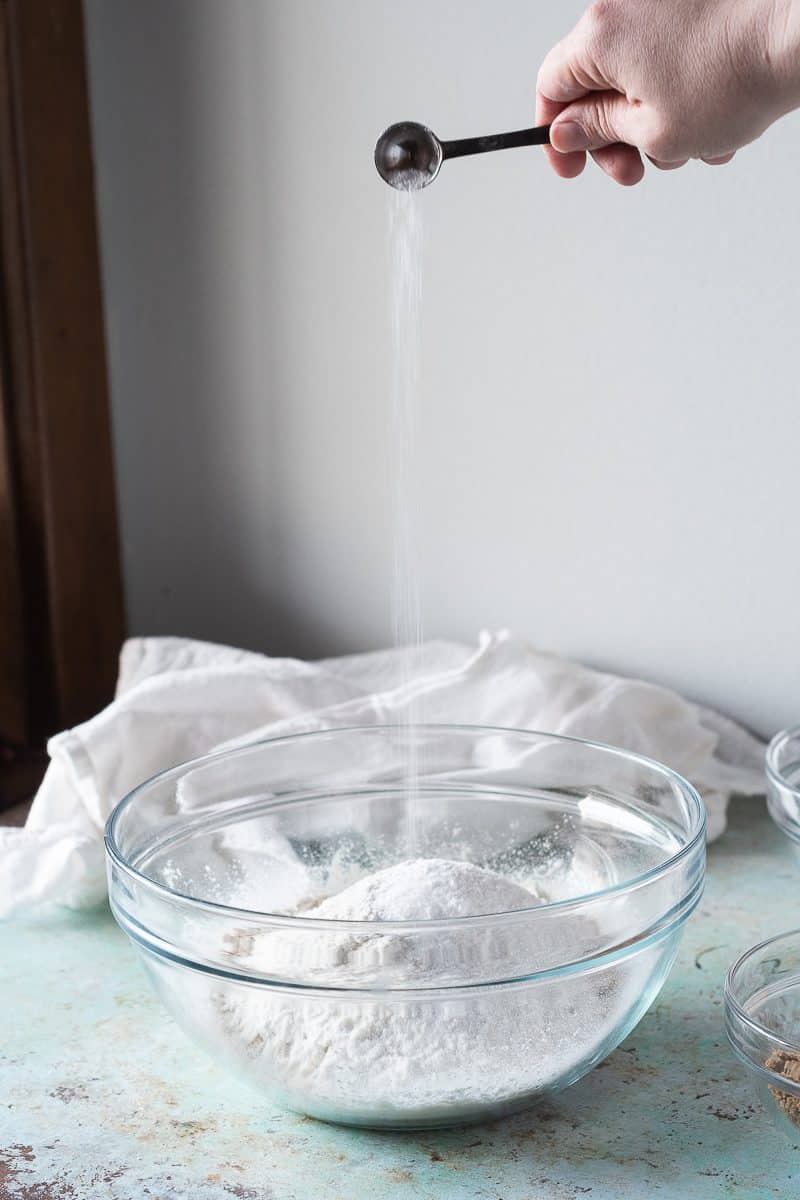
[
  {"xmin": 726, "ymin": 929, "xmax": 800, "ymax": 1140},
  {"xmin": 105, "ymin": 725, "xmax": 705, "ymax": 1129},
  {"xmin": 766, "ymin": 726, "xmax": 800, "ymax": 865}
]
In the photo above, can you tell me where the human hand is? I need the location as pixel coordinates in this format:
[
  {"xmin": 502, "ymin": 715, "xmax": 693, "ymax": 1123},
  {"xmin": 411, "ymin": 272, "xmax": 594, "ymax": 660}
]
[{"xmin": 536, "ymin": 0, "xmax": 800, "ymax": 184}]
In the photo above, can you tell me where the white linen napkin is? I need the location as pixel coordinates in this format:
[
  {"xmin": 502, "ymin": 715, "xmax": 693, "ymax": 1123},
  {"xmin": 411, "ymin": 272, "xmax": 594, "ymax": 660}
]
[{"xmin": 0, "ymin": 631, "xmax": 765, "ymax": 917}]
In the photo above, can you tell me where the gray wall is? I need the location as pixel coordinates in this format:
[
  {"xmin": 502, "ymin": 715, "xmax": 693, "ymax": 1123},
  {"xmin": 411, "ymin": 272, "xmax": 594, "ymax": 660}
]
[{"xmin": 84, "ymin": 0, "xmax": 800, "ymax": 737}]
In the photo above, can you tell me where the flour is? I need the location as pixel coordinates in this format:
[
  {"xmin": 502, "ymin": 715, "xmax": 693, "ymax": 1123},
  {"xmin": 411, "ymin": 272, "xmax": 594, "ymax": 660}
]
[
  {"xmin": 309, "ymin": 857, "xmax": 545, "ymax": 920},
  {"xmin": 205, "ymin": 856, "xmax": 633, "ymax": 1124}
]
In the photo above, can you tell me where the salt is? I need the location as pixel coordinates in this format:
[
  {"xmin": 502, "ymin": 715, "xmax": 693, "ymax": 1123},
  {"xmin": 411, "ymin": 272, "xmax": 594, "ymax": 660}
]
[{"xmin": 388, "ymin": 189, "xmax": 424, "ymax": 842}]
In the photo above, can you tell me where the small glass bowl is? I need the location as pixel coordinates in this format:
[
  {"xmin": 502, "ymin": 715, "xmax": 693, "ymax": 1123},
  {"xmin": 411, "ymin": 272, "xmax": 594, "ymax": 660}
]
[
  {"xmin": 105, "ymin": 725, "xmax": 705, "ymax": 1129},
  {"xmin": 726, "ymin": 929, "xmax": 800, "ymax": 1140},
  {"xmin": 767, "ymin": 727, "xmax": 800, "ymax": 863}
]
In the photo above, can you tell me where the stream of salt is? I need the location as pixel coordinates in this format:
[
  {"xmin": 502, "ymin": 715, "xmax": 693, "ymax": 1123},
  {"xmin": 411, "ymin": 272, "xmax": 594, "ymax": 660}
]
[{"xmin": 388, "ymin": 188, "xmax": 424, "ymax": 845}]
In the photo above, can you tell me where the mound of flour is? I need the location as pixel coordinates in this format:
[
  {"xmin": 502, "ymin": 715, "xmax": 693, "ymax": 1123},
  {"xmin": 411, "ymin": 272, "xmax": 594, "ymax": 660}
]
[
  {"xmin": 208, "ymin": 857, "xmax": 629, "ymax": 1122},
  {"xmin": 309, "ymin": 857, "xmax": 545, "ymax": 920}
]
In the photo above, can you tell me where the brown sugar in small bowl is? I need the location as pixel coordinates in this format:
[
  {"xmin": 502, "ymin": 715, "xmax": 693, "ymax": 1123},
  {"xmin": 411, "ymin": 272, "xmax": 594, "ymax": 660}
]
[{"xmin": 726, "ymin": 929, "xmax": 800, "ymax": 1141}]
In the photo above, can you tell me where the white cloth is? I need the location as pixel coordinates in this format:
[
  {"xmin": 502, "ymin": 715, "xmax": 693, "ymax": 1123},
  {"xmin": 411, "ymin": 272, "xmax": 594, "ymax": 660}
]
[{"xmin": 0, "ymin": 631, "xmax": 766, "ymax": 918}]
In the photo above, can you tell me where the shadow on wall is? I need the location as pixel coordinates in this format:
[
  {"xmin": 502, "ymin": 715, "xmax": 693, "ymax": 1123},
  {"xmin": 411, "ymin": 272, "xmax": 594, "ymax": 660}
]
[{"xmin": 86, "ymin": 0, "xmax": 332, "ymax": 660}]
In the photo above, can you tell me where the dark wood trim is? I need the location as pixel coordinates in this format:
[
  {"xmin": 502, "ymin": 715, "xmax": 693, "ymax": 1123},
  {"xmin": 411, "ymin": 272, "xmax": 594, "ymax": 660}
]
[
  {"xmin": 0, "ymin": 0, "xmax": 124, "ymax": 780},
  {"xmin": 0, "ymin": 297, "xmax": 25, "ymax": 744}
]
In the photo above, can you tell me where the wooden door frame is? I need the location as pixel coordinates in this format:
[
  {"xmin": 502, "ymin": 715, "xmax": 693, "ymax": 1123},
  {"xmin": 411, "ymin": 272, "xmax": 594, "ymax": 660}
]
[{"xmin": 0, "ymin": 0, "xmax": 125, "ymax": 807}]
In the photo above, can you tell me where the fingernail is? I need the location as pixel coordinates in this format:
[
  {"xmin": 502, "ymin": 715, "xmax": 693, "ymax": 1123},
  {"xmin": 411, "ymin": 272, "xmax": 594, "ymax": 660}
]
[{"xmin": 551, "ymin": 121, "xmax": 589, "ymax": 153}]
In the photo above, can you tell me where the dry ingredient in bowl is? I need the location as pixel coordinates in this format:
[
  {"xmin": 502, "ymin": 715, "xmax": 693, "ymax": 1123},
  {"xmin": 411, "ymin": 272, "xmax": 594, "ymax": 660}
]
[
  {"xmin": 766, "ymin": 1050, "xmax": 800, "ymax": 1128},
  {"xmin": 308, "ymin": 857, "xmax": 546, "ymax": 920},
  {"xmin": 207, "ymin": 856, "xmax": 633, "ymax": 1122}
]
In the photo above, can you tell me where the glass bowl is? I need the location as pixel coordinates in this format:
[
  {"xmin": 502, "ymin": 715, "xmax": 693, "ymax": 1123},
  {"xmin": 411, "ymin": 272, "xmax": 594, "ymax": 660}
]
[
  {"xmin": 766, "ymin": 726, "xmax": 800, "ymax": 864},
  {"xmin": 105, "ymin": 724, "xmax": 705, "ymax": 1129},
  {"xmin": 726, "ymin": 929, "xmax": 800, "ymax": 1140}
]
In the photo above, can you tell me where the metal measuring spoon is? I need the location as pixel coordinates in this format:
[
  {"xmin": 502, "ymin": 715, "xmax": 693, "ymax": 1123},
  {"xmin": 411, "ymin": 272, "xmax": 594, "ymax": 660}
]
[{"xmin": 375, "ymin": 120, "xmax": 552, "ymax": 191}]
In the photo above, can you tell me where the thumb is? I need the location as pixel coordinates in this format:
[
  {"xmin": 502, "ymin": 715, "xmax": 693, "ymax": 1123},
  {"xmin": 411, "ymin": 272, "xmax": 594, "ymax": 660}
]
[{"xmin": 550, "ymin": 92, "xmax": 642, "ymax": 153}]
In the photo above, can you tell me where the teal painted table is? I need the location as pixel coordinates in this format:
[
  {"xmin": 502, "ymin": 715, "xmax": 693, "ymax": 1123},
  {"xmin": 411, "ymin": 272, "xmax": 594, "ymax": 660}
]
[{"xmin": 2, "ymin": 800, "xmax": 797, "ymax": 1199}]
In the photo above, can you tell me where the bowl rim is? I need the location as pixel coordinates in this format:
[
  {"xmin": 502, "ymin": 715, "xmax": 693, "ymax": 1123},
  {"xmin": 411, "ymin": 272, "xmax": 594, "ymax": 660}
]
[
  {"xmin": 766, "ymin": 725, "xmax": 800, "ymax": 839},
  {"xmin": 725, "ymin": 927, "xmax": 800, "ymax": 1095},
  {"xmin": 766, "ymin": 725, "xmax": 800, "ymax": 788},
  {"xmin": 104, "ymin": 722, "xmax": 706, "ymax": 929}
]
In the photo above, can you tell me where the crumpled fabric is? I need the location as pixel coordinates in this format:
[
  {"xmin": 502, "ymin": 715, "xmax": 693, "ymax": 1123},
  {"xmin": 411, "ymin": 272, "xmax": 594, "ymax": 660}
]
[{"xmin": 0, "ymin": 631, "xmax": 765, "ymax": 918}]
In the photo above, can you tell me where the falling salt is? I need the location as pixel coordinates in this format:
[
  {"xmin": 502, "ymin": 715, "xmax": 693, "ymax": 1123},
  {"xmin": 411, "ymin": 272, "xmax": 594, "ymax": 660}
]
[{"xmin": 388, "ymin": 188, "xmax": 424, "ymax": 845}]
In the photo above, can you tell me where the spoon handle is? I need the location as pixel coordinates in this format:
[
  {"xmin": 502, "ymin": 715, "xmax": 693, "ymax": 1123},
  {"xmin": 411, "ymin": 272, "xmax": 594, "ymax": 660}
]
[{"xmin": 441, "ymin": 125, "xmax": 551, "ymax": 161}]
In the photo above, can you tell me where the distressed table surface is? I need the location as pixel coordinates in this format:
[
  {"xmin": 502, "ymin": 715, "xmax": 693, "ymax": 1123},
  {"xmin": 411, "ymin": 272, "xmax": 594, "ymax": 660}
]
[{"xmin": 2, "ymin": 800, "xmax": 797, "ymax": 1200}]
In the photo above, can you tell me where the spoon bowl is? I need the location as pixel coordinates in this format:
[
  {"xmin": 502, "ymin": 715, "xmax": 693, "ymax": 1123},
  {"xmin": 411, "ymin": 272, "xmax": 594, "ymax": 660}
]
[{"xmin": 374, "ymin": 121, "xmax": 443, "ymax": 191}]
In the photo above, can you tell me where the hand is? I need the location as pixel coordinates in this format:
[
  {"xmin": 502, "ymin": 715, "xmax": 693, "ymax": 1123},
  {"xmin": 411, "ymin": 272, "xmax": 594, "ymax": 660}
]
[{"xmin": 536, "ymin": 0, "xmax": 800, "ymax": 185}]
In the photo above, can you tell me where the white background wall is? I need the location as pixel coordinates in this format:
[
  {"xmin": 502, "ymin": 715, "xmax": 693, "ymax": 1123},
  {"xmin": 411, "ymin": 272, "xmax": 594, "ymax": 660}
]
[{"xmin": 84, "ymin": 0, "xmax": 800, "ymax": 738}]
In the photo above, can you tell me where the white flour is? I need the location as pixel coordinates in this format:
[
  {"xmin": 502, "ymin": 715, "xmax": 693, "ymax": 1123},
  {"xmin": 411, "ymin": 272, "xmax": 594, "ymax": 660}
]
[
  {"xmin": 310, "ymin": 857, "xmax": 543, "ymax": 920},
  {"xmin": 207, "ymin": 856, "xmax": 624, "ymax": 1123}
]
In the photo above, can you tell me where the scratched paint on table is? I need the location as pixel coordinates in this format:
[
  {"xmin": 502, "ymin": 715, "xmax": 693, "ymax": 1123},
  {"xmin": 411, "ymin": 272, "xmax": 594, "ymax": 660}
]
[{"xmin": 1, "ymin": 800, "xmax": 798, "ymax": 1200}]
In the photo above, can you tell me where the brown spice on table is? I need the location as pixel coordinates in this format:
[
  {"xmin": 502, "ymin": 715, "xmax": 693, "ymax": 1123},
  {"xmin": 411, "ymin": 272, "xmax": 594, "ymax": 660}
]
[{"xmin": 765, "ymin": 1049, "xmax": 800, "ymax": 1127}]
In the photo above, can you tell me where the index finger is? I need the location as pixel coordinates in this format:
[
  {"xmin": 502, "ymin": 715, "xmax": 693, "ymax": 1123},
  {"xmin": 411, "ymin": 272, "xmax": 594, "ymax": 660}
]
[
  {"xmin": 536, "ymin": 40, "xmax": 593, "ymax": 180},
  {"xmin": 536, "ymin": 12, "xmax": 615, "ymax": 180}
]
